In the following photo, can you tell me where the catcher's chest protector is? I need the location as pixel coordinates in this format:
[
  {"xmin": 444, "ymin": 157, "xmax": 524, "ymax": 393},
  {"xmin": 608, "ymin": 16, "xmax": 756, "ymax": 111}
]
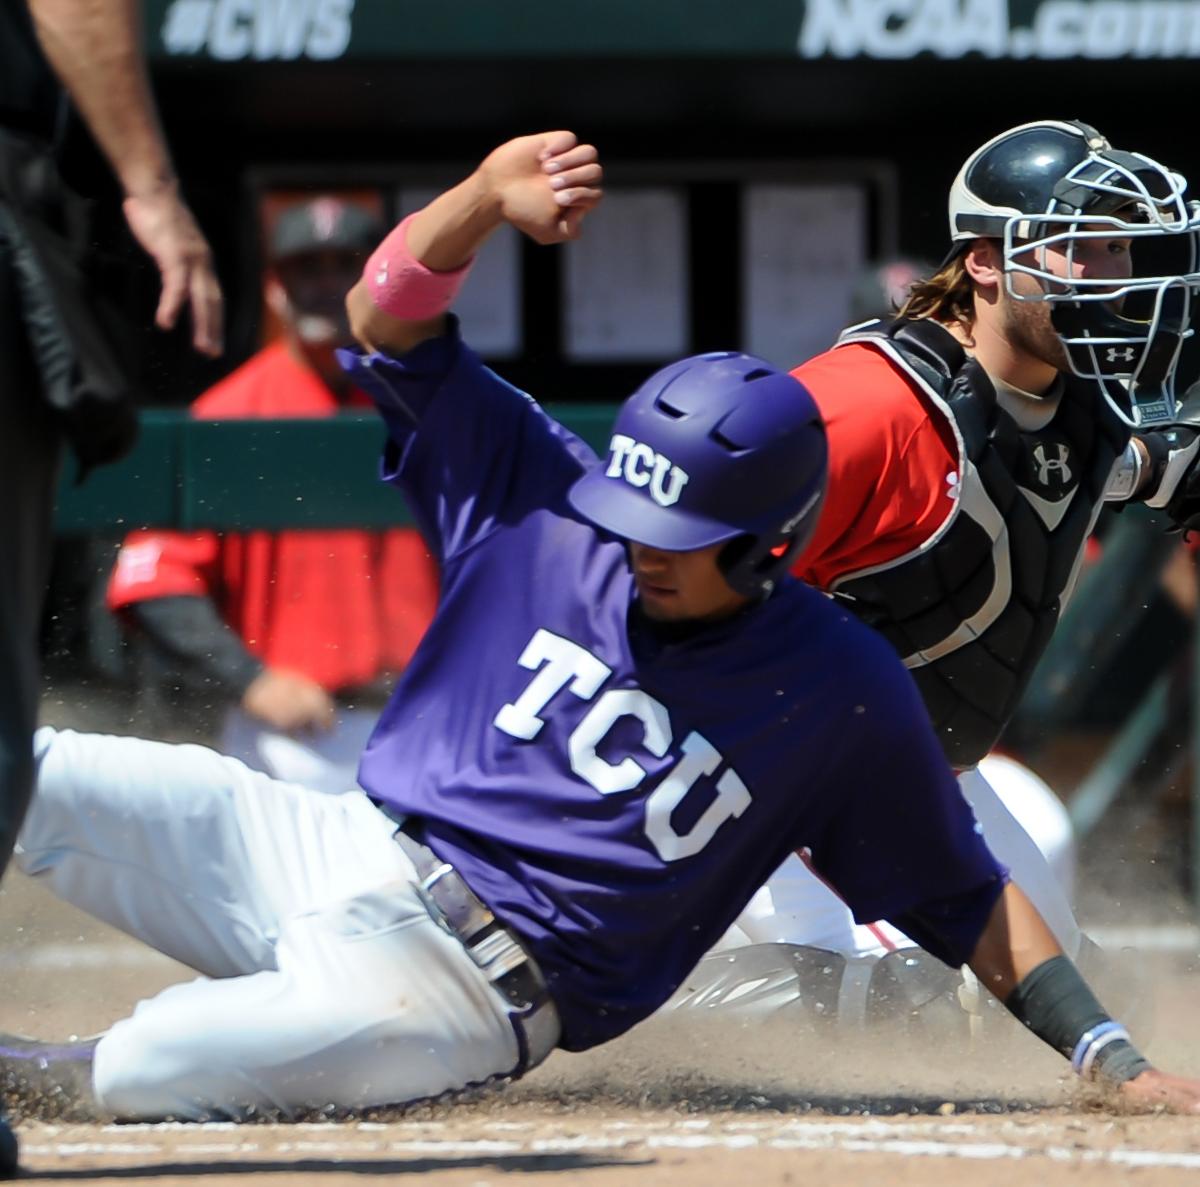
[{"xmin": 831, "ymin": 319, "xmax": 1129, "ymax": 768}]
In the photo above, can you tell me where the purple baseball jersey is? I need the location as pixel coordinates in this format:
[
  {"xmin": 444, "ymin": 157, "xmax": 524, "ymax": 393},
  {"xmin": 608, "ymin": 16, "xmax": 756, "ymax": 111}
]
[{"xmin": 339, "ymin": 327, "xmax": 1007, "ymax": 1052}]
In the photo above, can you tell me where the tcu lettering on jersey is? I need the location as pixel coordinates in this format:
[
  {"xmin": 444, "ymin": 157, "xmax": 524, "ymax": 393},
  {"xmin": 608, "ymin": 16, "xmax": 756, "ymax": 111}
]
[
  {"xmin": 493, "ymin": 629, "xmax": 751, "ymax": 862},
  {"xmin": 604, "ymin": 434, "xmax": 689, "ymax": 507}
]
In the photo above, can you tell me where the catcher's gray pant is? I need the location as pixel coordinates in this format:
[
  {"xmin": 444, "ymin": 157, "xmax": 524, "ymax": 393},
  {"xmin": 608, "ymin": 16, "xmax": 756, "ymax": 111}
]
[
  {"xmin": 19, "ymin": 728, "xmax": 536, "ymax": 1121},
  {"xmin": 0, "ymin": 286, "xmax": 61, "ymax": 877},
  {"xmin": 726, "ymin": 762, "xmax": 1081, "ymax": 961}
]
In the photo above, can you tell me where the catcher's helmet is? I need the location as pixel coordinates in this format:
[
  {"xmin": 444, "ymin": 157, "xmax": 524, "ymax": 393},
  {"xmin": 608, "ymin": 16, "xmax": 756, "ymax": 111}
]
[
  {"xmin": 567, "ymin": 352, "xmax": 827, "ymax": 598},
  {"xmin": 948, "ymin": 119, "xmax": 1200, "ymax": 426}
]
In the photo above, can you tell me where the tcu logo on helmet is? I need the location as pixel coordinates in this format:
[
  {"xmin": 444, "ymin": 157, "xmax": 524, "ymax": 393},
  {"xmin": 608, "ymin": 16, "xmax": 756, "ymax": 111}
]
[
  {"xmin": 1105, "ymin": 346, "xmax": 1137, "ymax": 363},
  {"xmin": 605, "ymin": 434, "xmax": 690, "ymax": 507},
  {"xmin": 1033, "ymin": 442, "xmax": 1073, "ymax": 487}
]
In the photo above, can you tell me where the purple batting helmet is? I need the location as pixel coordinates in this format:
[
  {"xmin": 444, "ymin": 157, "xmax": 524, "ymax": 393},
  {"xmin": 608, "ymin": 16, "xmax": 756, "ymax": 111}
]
[{"xmin": 568, "ymin": 352, "xmax": 828, "ymax": 598}]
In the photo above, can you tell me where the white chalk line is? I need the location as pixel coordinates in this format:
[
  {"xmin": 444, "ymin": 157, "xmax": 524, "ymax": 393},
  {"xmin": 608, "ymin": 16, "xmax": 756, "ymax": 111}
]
[
  {"xmin": 45, "ymin": 1119, "xmax": 1051, "ymax": 1138},
  {"xmin": 17, "ymin": 1118, "xmax": 1200, "ymax": 1170}
]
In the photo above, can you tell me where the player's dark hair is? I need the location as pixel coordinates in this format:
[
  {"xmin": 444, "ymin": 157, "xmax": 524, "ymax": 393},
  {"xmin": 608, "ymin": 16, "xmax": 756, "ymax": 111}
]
[{"xmin": 896, "ymin": 252, "xmax": 976, "ymax": 329}]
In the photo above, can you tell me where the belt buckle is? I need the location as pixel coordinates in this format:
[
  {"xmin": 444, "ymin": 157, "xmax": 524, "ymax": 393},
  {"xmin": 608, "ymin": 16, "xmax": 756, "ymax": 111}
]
[
  {"xmin": 413, "ymin": 862, "xmax": 461, "ymax": 941},
  {"xmin": 416, "ymin": 860, "xmax": 499, "ymax": 947}
]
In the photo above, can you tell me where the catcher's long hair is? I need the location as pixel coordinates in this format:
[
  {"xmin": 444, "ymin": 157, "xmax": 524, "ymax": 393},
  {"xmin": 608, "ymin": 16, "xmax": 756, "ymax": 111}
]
[{"xmin": 896, "ymin": 252, "xmax": 976, "ymax": 330}]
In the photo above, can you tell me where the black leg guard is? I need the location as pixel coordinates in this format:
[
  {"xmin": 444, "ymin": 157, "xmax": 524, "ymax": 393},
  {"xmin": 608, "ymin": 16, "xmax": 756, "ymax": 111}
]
[
  {"xmin": 669, "ymin": 944, "xmax": 846, "ymax": 1022},
  {"xmin": 669, "ymin": 943, "xmax": 985, "ymax": 1038},
  {"xmin": 865, "ymin": 948, "xmax": 977, "ymax": 1034}
]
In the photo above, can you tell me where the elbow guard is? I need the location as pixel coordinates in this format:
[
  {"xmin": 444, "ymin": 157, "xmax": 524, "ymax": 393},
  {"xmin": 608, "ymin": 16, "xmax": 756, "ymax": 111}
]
[
  {"xmin": 1138, "ymin": 379, "xmax": 1200, "ymax": 527},
  {"xmin": 1139, "ymin": 426, "xmax": 1200, "ymax": 526}
]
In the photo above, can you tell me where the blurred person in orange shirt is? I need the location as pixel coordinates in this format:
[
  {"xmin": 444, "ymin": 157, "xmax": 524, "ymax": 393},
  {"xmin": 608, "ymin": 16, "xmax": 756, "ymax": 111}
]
[{"xmin": 108, "ymin": 197, "xmax": 438, "ymax": 793}]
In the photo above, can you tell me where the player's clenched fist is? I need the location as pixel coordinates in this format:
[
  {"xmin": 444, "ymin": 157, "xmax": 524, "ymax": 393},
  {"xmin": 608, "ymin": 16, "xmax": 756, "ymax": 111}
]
[
  {"xmin": 348, "ymin": 130, "xmax": 603, "ymax": 355},
  {"xmin": 476, "ymin": 131, "xmax": 603, "ymax": 245}
]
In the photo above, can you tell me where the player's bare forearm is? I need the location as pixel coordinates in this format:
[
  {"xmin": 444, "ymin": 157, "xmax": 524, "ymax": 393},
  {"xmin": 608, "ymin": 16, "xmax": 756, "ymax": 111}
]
[
  {"xmin": 26, "ymin": 0, "xmax": 175, "ymax": 198},
  {"xmin": 966, "ymin": 880, "xmax": 1063, "ymax": 1001},
  {"xmin": 407, "ymin": 171, "xmax": 506, "ymax": 273},
  {"xmin": 344, "ymin": 170, "xmax": 499, "ymax": 357},
  {"xmin": 347, "ymin": 131, "xmax": 602, "ymax": 357}
]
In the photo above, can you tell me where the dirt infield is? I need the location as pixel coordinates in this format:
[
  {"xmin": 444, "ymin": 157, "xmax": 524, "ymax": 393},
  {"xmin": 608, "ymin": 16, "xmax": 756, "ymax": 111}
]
[
  {"xmin": 5, "ymin": 702, "xmax": 1200, "ymax": 1184},
  {"xmin": 4, "ymin": 865, "xmax": 1200, "ymax": 1186}
]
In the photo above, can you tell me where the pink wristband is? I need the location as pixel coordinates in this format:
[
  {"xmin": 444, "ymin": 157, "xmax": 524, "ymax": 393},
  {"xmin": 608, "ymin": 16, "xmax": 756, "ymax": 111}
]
[{"xmin": 364, "ymin": 212, "xmax": 474, "ymax": 320}]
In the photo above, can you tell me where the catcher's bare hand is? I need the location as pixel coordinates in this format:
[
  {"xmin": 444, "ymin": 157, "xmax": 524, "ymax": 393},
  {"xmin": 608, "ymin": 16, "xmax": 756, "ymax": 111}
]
[
  {"xmin": 242, "ymin": 668, "xmax": 336, "ymax": 735},
  {"xmin": 476, "ymin": 131, "xmax": 603, "ymax": 245},
  {"xmin": 1118, "ymin": 1068, "xmax": 1200, "ymax": 1113},
  {"xmin": 123, "ymin": 183, "xmax": 224, "ymax": 356}
]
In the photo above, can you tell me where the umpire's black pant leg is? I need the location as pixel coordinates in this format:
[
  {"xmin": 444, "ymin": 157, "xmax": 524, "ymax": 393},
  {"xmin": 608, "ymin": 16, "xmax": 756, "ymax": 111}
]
[{"xmin": 0, "ymin": 235, "xmax": 62, "ymax": 878}]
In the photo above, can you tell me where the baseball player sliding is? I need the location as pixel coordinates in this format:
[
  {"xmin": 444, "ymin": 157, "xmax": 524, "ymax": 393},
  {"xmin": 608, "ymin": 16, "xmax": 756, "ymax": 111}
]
[{"xmin": 6, "ymin": 131, "xmax": 1200, "ymax": 1121}]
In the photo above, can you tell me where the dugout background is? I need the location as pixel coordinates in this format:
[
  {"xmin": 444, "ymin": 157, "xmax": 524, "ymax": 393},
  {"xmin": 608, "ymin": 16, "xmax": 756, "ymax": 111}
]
[{"xmin": 103, "ymin": 25, "xmax": 1200, "ymax": 408}]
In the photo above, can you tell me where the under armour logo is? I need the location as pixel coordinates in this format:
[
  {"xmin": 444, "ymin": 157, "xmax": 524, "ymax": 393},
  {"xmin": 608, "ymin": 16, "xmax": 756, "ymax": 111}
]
[
  {"xmin": 1105, "ymin": 346, "xmax": 1137, "ymax": 364},
  {"xmin": 1033, "ymin": 443, "xmax": 1072, "ymax": 487}
]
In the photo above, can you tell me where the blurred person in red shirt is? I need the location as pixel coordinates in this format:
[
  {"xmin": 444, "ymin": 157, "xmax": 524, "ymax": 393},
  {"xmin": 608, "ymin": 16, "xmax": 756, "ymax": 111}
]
[{"xmin": 108, "ymin": 197, "xmax": 438, "ymax": 793}]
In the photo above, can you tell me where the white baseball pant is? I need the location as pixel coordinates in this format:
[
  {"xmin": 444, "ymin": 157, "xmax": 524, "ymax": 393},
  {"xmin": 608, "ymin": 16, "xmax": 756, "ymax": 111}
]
[{"xmin": 17, "ymin": 728, "xmax": 528, "ymax": 1121}]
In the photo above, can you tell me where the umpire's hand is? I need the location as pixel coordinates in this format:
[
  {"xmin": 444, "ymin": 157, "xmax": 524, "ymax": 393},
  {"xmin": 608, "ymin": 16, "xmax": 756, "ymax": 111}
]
[
  {"xmin": 241, "ymin": 667, "xmax": 336, "ymax": 736},
  {"xmin": 123, "ymin": 182, "xmax": 224, "ymax": 357}
]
